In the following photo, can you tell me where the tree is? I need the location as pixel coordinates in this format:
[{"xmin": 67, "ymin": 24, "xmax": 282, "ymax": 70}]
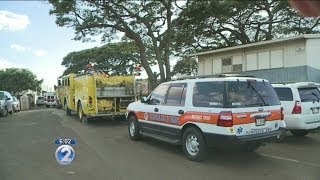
[
  {"xmin": 173, "ymin": 0, "xmax": 320, "ymax": 55},
  {"xmin": 61, "ymin": 41, "xmax": 145, "ymax": 75},
  {"xmin": 172, "ymin": 57, "xmax": 197, "ymax": 77},
  {"xmin": 49, "ymin": 0, "xmax": 190, "ymax": 88},
  {"xmin": 0, "ymin": 68, "xmax": 43, "ymax": 95}
]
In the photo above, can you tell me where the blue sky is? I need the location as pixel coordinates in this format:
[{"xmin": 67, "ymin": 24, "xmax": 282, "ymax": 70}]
[{"xmin": 0, "ymin": 1, "xmax": 103, "ymax": 91}]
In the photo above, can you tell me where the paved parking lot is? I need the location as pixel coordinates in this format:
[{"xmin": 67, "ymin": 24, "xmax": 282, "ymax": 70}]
[{"xmin": 0, "ymin": 109, "xmax": 319, "ymax": 180}]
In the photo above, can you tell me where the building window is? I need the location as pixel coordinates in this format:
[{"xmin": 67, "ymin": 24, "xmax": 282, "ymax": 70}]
[
  {"xmin": 222, "ymin": 58, "xmax": 232, "ymax": 66},
  {"xmin": 222, "ymin": 57, "xmax": 232, "ymax": 73},
  {"xmin": 232, "ymin": 64, "xmax": 242, "ymax": 72}
]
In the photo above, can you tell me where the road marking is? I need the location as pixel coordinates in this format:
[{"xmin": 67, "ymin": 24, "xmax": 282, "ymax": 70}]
[{"xmin": 261, "ymin": 153, "xmax": 320, "ymax": 168}]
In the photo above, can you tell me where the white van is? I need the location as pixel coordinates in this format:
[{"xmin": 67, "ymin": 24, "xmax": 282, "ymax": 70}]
[
  {"xmin": 273, "ymin": 82, "xmax": 320, "ymax": 136},
  {"xmin": 43, "ymin": 92, "xmax": 57, "ymax": 107}
]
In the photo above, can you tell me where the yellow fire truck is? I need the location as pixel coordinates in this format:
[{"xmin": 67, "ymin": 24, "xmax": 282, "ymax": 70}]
[{"xmin": 56, "ymin": 71, "xmax": 136, "ymax": 122}]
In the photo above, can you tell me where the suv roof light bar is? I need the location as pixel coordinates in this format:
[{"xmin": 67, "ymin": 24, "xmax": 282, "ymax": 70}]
[{"xmin": 175, "ymin": 74, "xmax": 255, "ymax": 80}]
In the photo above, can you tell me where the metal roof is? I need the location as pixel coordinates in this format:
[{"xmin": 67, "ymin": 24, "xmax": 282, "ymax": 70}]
[{"xmin": 188, "ymin": 34, "xmax": 320, "ymax": 57}]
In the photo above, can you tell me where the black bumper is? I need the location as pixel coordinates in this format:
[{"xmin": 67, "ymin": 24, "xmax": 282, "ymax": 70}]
[{"xmin": 204, "ymin": 128, "xmax": 285, "ymax": 148}]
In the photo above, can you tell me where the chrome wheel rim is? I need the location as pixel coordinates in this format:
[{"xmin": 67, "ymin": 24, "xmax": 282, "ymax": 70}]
[
  {"xmin": 129, "ymin": 121, "xmax": 135, "ymax": 136},
  {"xmin": 186, "ymin": 134, "xmax": 200, "ymax": 156}
]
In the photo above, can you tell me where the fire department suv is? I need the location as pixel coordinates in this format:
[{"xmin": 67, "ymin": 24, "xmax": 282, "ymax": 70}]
[{"xmin": 126, "ymin": 75, "xmax": 286, "ymax": 161}]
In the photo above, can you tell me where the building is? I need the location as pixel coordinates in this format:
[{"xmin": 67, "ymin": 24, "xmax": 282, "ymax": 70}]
[{"xmin": 190, "ymin": 34, "xmax": 320, "ymax": 83}]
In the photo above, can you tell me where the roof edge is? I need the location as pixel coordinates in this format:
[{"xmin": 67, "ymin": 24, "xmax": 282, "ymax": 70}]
[{"xmin": 188, "ymin": 34, "xmax": 320, "ymax": 57}]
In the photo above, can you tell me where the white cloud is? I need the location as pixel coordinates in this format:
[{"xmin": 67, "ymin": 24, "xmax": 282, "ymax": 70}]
[
  {"xmin": 0, "ymin": 58, "xmax": 22, "ymax": 69},
  {"xmin": 10, "ymin": 44, "xmax": 47, "ymax": 57},
  {"xmin": 32, "ymin": 49, "xmax": 47, "ymax": 57},
  {"xmin": 0, "ymin": 10, "xmax": 30, "ymax": 31},
  {"xmin": 10, "ymin": 44, "xmax": 27, "ymax": 52}
]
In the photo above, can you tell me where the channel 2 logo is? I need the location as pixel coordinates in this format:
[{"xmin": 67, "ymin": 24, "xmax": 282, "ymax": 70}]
[{"xmin": 55, "ymin": 145, "xmax": 75, "ymax": 165}]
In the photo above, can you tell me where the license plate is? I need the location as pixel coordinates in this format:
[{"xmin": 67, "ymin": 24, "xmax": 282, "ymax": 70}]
[
  {"xmin": 312, "ymin": 108, "xmax": 319, "ymax": 114},
  {"xmin": 255, "ymin": 118, "xmax": 266, "ymax": 126}
]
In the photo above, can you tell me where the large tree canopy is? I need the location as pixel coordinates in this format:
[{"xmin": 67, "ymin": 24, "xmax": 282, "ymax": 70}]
[
  {"xmin": 174, "ymin": 0, "xmax": 320, "ymax": 55},
  {"xmin": 62, "ymin": 42, "xmax": 146, "ymax": 75},
  {"xmin": 172, "ymin": 57, "xmax": 197, "ymax": 77},
  {"xmin": 49, "ymin": 0, "xmax": 190, "ymax": 88},
  {"xmin": 0, "ymin": 68, "xmax": 43, "ymax": 95}
]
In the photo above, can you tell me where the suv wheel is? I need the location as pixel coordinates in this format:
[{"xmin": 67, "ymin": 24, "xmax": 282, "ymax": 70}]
[
  {"xmin": 290, "ymin": 130, "xmax": 309, "ymax": 137},
  {"xmin": 128, "ymin": 115, "xmax": 141, "ymax": 140},
  {"xmin": 182, "ymin": 127, "xmax": 208, "ymax": 161}
]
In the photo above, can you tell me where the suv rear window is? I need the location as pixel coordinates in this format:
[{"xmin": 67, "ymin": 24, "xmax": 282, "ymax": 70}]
[
  {"xmin": 193, "ymin": 81, "xmax": 224, "ymax": 107},
  {"xmin": 192, "ymin": 80, "xmax": 280, "ymax": 108},
  {"xmin": 298, "ymin": 87, "xmax": 320, "ymax": 102},
  {"xmin": 38, "ymin": 97, "xmax": 44, "ymax": 100},
  {"xmin": 274, "ymin": 87, "xmax": 293, "ymax": 101},
  {"xmin": 227, "ymin": 81, "xmax": 280, "ymax": 107}
]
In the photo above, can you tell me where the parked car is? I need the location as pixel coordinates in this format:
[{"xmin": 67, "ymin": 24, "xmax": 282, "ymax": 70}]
[
  {"xmin": 0, "ymin": 91, "xmax": 14, "ymax": 117},
  {"xmin": 273, "ymin": 82, "xmax": 320, "ymax": 137},
  {"xmin": 126, "ymin": 75, "xmax": 286, "ymax": 161},
  {"xmin": 12, "ymin": 96, "xmax": 20, "ymax": 112},
  {"xmin": 36, "ymin": 96, "xmax": 45, "ymax": 106}
]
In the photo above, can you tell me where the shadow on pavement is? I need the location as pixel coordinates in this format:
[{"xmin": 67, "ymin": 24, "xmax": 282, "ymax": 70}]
[{"xmin": 281, "ymin": 135, "xmax": 318, "ymax": 146}]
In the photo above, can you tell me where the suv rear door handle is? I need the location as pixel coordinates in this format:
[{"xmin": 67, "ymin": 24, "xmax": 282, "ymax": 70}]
[
  {"xmin": 178, "ymin": 110, "xmax": 184, "ymax": 114},
  {"xmin": 154, "ymin": 108, "xmax": 159, "ymax": 112}
]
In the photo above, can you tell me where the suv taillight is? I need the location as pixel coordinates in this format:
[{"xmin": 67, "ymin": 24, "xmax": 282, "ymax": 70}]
[
  {"xmin": 281, "ymin": 107, "xmax": 284, "ymax": 120},
  {"xmin": 292, "ymin": 101, "xmax": 302, "ymax": 114},
  {"xmin": 217, "ymin": 111, "xmax": 233, "ymax": 127}
]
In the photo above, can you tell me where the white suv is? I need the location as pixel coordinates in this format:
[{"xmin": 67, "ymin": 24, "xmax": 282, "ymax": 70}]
[
  {"xmin": 273, "ymin": 82, "xmax": 320, "ymax": 136},
  {"xmin": 127, "ymin": 75, "xmax": 286, "ymax": 161}
]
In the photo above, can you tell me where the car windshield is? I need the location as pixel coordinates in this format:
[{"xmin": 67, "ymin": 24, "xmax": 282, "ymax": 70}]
[
  {"xmin": 227, "ymin": 81, "xmax": 280, "ymax": 108},
  {"xmin": 38, "ymin": 97, "xmax": 44, "ymax": 100},
  {"xmin": 0, "ymin": 92, "xmax": 4, "ymax": 100}
]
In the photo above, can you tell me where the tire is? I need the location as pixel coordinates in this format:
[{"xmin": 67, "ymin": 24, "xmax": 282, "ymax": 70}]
[
  {"xmin": 182, "ymin": 127, "xmax": 208, "ymax": 161},
  {"xmin": 1, "ymin": 107, "xmax": 8, "ymax": 117},
  {"xmin": 9, "ymin": 106, "xmax": 14, "ymax": 114},
  {"xmin": 66, "ymin": 107, "xmax": 71, "ymax": 116},
  {"xmin": 65, "ymin": 103, "xmax": 71, "ymax": 115},
  {"xmin": 128, "ymin": 115, "xmax": 141, "ymax": 140},
  {"xmin": 46, "ymin": 105, "xmax": 50, "ymax": 108},
  {"xmin": 291, "ymin": 130, "xmax": 309, "ymax": 137}
]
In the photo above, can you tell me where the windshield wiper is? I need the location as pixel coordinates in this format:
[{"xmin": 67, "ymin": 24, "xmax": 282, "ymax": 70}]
[
  {"xmin": 250, "ymin": 85, "xmax": 268, "ymax": 106},
  {"xmin": 312, "ymin": 92, "xmax": 320, "ymax": 101}
]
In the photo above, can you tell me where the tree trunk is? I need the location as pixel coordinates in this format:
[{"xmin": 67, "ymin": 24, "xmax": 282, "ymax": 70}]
[
  {"xmin": 164, "ymin": 0, "xmax": 172, "ymax": 81},
  {"xmin": 136, "ymin": 44, "xmax": 157, "ymax": 89}
]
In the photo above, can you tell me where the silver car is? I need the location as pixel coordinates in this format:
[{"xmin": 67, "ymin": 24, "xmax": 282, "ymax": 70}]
[
  {"xmin": 12, "ymin": 96, "xmax": 20, "ymax": 112},
  {"xmin": 0, "ymin": 91, "xmax": 14, "ymax": 117}
]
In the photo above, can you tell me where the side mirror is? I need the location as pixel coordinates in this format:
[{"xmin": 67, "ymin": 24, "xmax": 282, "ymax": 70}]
[
  {"xmin": 140, "ymin": 97, "xmax": 148, "ymax": 103},
  {"xmin": 6, "ymin": 97, "xmax": 11, "ymax": 101}
]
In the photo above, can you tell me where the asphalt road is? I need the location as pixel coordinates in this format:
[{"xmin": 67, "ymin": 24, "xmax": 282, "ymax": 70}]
[{"xmin": 0, "ymin": 109, "xmax": 319, "ymax": 180}]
